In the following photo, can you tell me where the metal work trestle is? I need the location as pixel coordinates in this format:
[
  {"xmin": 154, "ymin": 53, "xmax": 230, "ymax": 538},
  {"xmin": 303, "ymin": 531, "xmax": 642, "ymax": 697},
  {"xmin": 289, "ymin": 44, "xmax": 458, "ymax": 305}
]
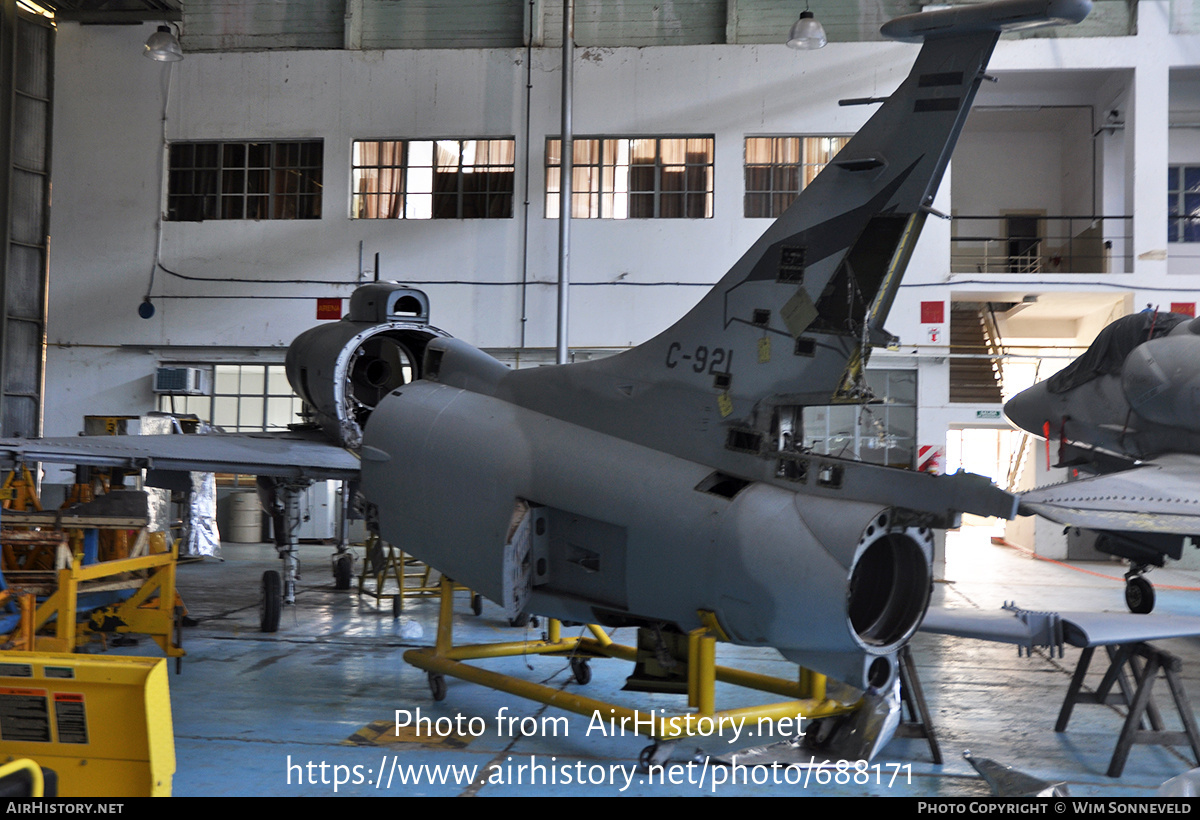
[
  {"xmin": 1055, "ymin": 642, "xmax": 1200, "ymax": 777},
  {"xmin": 893, "ymin": 645, "xmax": 942, "ymax": 764}
]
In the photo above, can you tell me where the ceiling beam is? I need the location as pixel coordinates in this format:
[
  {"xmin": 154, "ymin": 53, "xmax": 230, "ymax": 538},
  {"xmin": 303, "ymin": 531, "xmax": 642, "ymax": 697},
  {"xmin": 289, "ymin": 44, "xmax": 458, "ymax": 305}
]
[{"xmin": 54, "ymin": 9, "xmax": 180, "ymax": 23}]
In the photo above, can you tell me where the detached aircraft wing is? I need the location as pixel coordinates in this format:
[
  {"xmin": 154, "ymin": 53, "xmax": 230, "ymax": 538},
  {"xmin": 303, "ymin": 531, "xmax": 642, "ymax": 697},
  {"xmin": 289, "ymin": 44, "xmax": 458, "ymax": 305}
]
[
  {"xmin": 0, "ymin": 429, "xmax": 360, "ymax": 481},
  {"xmin": 1020, "ymin": 454, "xmax": 1200, "ymax": 534}
]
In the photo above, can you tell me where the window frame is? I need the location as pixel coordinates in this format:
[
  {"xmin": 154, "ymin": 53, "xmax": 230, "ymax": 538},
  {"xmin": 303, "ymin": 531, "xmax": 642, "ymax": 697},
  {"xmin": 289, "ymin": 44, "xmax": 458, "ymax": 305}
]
[
  {"xmin": 743, "ymin": 135, "xmax": 850, "ymax": 219},
  {"xmin": 801, "ymin": 369, "xmax": 917, "ymax": 469},
  {"xmin": 545, "ymin": 135, "xmax": 715, "ymax": 219},
  {"xmin": 350, "ymin": 137, "xmax": 517, "ymax": 220},
  {"xmin": 156, "ymin": 364, "xmax": 304, "ymax": 433},
  {"xmin": 1168, "ymin": 165, "xmax": 1200, "ymax": 243},
  {"xmin": 166, "ymin": 140, "xmax": 323, "ymax": 222}
]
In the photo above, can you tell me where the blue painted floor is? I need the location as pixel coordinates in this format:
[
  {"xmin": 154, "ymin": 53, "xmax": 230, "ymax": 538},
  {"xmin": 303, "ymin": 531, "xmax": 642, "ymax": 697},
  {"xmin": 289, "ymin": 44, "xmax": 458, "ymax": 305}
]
[{"xmin": 138, "ymin": 530, "xmax": 1200, "ymax": 796}]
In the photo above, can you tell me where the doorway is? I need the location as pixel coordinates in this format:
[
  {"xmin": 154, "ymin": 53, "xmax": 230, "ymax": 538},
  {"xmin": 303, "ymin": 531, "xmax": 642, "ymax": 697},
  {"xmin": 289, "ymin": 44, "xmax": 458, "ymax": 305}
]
[
  {"xmin": 1006, "ymin": 214, "xmax": 1042, "ymax": 273},
  {"xmin": 946, "ymin": 427, "xmax": 1022, "ymax": 534}
]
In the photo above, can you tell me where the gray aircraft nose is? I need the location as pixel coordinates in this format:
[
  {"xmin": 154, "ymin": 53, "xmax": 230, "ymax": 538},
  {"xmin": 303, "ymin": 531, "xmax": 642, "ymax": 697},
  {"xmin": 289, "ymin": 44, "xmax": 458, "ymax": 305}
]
[{"xmin": 1004, "ymin": 382, "xmax": 1052, "ymax": 438}]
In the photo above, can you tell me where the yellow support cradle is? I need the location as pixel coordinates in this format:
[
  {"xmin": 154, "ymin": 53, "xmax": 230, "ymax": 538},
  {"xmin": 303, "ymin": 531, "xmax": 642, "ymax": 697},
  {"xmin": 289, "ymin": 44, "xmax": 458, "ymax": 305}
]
[{"xmin": 404, "ymin": 577, "xmax": 857, "ymax": 760}]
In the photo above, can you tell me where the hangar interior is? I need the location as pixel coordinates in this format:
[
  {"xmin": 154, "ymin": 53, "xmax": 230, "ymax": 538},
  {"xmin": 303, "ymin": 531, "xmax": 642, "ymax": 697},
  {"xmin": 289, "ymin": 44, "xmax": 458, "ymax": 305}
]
[{"xmin": 2, "ymin": 0, "xmax": 1200, "ymax": 798}]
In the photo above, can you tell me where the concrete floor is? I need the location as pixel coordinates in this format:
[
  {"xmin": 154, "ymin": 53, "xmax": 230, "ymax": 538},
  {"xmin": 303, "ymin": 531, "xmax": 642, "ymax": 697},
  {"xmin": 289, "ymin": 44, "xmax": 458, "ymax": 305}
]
[{"xmin": 146, "ymin": 529, "xmax": 1200, "ymax": 796}]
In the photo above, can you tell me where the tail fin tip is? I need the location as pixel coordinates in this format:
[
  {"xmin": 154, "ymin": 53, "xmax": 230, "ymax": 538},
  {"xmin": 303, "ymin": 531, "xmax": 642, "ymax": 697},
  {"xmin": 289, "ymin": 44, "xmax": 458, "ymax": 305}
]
[{"xmin": 882, "ymin": 0, "xmax": 1092, "ymax": 43}]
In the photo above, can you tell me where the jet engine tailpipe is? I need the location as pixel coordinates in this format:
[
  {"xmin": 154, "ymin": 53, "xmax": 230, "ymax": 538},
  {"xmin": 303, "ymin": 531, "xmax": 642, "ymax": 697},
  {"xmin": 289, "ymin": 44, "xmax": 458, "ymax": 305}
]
[{"xmin": 849, "ymin": 528, "xmax": 930, "ymax": 649}]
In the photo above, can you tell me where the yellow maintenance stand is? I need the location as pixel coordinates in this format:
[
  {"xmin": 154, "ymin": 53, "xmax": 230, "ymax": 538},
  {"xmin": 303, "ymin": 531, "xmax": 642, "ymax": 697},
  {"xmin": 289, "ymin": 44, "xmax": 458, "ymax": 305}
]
[
  {"xmin": 404, "ymin": 578, "xmax": 857, "ymax": 765},
  {"xmin": 358, "ymin": 534, "xmax": 484, "ymax": 617},
  {"xmin": 0, "ymin": 509, "xmax": 185, "ymax": 667}
]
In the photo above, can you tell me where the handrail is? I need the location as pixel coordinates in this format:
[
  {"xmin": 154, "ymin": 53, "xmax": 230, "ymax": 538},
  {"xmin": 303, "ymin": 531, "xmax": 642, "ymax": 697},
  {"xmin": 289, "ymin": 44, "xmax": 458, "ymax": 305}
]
[
  {"xmin": 980, "ymin": 303, "xmax": 1006, "ymax": 400},
  {"xmin": 951, "ymin": 214, "xmax": 1132, "ymax": 274}
]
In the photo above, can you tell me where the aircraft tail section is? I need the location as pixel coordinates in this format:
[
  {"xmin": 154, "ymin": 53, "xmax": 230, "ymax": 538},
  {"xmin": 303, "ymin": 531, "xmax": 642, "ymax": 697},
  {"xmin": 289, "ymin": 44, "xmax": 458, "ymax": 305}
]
[{"xmin": 488, "ymin": 1, "xmax": 1090, "ymax": 466}]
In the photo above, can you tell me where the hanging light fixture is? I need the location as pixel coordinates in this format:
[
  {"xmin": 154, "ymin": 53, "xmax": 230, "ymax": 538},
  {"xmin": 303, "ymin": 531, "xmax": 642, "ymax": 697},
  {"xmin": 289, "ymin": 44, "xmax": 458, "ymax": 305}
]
[
  {"xmin": 787, "ymin": 3, "xmax": 827, "ymax": 50},
  {"xmin": 144, "ymin": 25, "xmax": 183, "ymax": 62}
]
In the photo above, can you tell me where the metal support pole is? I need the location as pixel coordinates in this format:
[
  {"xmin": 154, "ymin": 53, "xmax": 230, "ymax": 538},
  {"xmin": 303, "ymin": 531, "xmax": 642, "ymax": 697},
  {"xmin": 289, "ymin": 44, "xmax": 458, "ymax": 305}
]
[
  {"xmin": 436, "ymin": 576, "xmax": 455, "ymax": 656},
  {"xmin": 696, "ymin": 633, "xmax": 717, "ymax": 716},
  {"xmin": 338, "ymin": 481, "xmax": 351, "ymax": 552},
  {"xmin": 280, "ymin": 485, "xmax": 301, "ymax": 605},
  {"xmin": 556, "ymin": 0, "xmax": 573, "ymax": 367}
]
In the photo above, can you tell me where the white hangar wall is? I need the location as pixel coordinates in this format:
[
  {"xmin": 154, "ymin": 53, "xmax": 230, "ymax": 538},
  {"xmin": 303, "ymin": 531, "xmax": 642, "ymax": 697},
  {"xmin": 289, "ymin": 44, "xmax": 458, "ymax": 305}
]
[
  {"xmin": 45, "ymin": 20, "xmax": 920, "ymax": 438},
  {"xmin": 41, "ymin": 2, "xmax": 1200, "ymax": 479}
]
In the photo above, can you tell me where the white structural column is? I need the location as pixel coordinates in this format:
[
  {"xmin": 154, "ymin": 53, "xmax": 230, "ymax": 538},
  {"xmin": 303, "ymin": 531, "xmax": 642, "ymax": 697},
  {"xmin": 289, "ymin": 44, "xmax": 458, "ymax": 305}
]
[{"xmin": 1127, "ymin": 3, "xmax": 1170, "ymax": 280}]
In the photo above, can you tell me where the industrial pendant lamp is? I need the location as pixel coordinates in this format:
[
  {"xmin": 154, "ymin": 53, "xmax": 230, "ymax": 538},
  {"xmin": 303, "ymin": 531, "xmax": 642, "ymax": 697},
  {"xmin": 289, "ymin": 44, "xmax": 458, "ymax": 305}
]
[
  {"xmin": 787, "ymin": 3, "xmax": 827, "ymax": 50},
  {"xmin": 144, "ymin": 25, "xmax": 183, "ymax": 62}
]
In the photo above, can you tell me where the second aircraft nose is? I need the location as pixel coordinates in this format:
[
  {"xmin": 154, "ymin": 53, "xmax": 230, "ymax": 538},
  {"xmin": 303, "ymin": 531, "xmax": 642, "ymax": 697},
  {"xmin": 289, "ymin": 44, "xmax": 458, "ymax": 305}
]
[{"xmin": 1004, "ymin": 381, "xmax": 1053, "ymax": 439}]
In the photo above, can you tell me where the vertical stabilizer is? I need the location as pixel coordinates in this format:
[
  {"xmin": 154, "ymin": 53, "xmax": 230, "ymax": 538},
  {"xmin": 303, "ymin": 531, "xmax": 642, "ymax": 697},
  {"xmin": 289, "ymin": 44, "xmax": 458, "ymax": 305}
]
[{"xmin": 475, "ymin": 0, "xmax": 1093, "ymax": 468}]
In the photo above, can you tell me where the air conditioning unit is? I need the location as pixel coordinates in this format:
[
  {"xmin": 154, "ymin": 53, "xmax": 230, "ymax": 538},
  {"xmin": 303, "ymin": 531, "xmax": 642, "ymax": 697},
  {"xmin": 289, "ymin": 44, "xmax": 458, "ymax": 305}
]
[{"xmin": 154, "ymin": 366, "xmax": 208, "ymax": 395}]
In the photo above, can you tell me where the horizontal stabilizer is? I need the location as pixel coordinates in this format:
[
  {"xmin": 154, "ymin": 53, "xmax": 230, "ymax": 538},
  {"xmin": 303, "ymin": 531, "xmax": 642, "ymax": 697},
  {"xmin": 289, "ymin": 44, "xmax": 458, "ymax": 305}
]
[
  {"xmin": 882, "ymin": 0, "xmax": 1092, "ymax": 42},
  {"xmin": 923, "ymin": 604, "xmax": 1200, "ymax": 648},
  {"xmin": 1020, "ymin": 454, "xmax": 1200, "ymax": 534}
]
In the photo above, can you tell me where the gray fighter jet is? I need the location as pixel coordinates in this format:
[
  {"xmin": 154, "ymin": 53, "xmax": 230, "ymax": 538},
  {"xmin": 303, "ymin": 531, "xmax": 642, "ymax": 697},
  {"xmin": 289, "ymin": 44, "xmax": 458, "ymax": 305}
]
[
  {"xmin": 0, "ymin": 0, "xmax": 1090, "ymax": 690},
  {"xmin": 1005, "ymin": 309, "xmax": 1200, "ymax": 613}
]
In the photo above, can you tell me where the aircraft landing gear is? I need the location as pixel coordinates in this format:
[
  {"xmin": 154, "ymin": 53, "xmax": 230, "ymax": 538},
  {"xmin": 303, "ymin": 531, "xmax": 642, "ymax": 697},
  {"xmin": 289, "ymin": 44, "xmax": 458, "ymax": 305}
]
[
  {"xmin": 333, "ymin": 552, "xmax": 353, "ymax": 590},
  {"xmin": 258, "ymin": 477, "xmax": 313, "ymax": 630},
  {"xmin": 1125, "ymin": 573, "xmax": 1155, "ymax": 614},
  {"xmin": 332, "ymin": 480, "xmax": 355, "ymax": 590}
]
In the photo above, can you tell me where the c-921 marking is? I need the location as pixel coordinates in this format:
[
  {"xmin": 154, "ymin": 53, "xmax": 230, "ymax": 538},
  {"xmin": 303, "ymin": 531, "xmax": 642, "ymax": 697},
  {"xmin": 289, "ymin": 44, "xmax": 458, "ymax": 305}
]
[{"xmin": 665, "ymin": 342, "xmax": 733, "ymax": 376}]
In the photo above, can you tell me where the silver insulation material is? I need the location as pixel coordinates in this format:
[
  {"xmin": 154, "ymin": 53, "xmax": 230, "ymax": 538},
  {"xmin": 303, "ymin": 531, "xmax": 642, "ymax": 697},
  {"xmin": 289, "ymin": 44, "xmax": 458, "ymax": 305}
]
[
  {"xmin": 140, "ymin": 414, "xmax": 177, "ymax": 436},
  {"xmin": 140, "ymin": 415, "xmax": 221, "ymax": 555},
  {"xmin": 964, "ymin": 751, "xmax": 1069, "ymax": 797},
  {"xmin": 146, "ymin": 486, "xmax": 170, "ymax": 533},
  {"xmin": 712, "ymin": 680, "xmax": 899, "ymax": 768},
  {"xmin": 182, "ymin": 471, "xmax": 221, "ymax": 558}
]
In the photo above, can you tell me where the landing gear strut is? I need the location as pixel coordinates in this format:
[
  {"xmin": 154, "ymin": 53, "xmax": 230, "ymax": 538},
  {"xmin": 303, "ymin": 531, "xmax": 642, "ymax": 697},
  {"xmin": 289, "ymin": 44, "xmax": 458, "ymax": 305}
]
[
  {"xmin": 332, "ymin": 480, "xmax": 355, "ymax": 590},
  {"xmin": 257, "ymin": 477, "xmax": 313, "ymax": 631}
]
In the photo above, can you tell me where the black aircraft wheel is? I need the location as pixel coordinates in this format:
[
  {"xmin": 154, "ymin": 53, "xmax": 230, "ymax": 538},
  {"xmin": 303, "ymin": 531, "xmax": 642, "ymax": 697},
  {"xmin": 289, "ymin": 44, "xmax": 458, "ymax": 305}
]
[
  {"xmin": 428, "ymin": 672, "xmax": 447, "ymax": 702},
  {"xmin": 333, "ymin": 554, "xmax": 352, "ymax": 590},
  {"xmin": 392, "ymin": 594, "xmax": 402, "ymax": 619},
  {"xmin": 570, "ymin": 657, "xmax": 591, "ymax": 686},
  {"xmin": 637, "ymin": 745, "xmax": 656, "ymax": 773},
  {"xmin": 260, "ymin": 571, "xmax": 282, "ymax": 633},
  {"xmin": 1126, "ymin": 576, "xmax": 1155, "ymax": 614},
  {"xmin": 471, "ymin": 593, "xmax": 483, "ymax": 616}
]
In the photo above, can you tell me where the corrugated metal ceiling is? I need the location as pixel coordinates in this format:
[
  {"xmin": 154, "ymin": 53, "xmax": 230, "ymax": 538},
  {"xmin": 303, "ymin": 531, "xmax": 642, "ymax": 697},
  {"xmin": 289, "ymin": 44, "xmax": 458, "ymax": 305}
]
[
  {"xmin": 25, "ymin": 1, "xmax": 1136, "ymax": 49},
  {"xmin": 28, "ymin": 0, "xmax": 180, "ymax": 23}
]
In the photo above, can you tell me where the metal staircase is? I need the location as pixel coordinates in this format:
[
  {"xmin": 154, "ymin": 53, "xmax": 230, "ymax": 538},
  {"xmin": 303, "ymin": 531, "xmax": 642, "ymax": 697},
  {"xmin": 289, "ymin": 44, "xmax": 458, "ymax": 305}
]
[{"xmin": 949, "ymin": 304, "xmax": 1004, "ymax": 404}]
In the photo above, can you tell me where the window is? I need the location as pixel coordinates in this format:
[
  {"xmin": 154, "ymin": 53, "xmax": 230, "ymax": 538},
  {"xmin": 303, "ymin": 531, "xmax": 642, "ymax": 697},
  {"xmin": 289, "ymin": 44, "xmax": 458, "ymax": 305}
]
[
  {"xmin": 157, "ymin": 365, "xmax": 304, "ymax": 432},
  {"xmin": 351, "ymin": 138, "xmax": 515, "ymax": 219},
  {"xmin": 802, "ymin": 370, "xmax": 916, "ymax": 469},
  {"xmin": 545, "ymin": 136, "xmax": 714, "ymax": 219},
  {"xmin": 167, "ymin": 141, "xmax": 323, "ymax": 221},
  {"xmin": 1169, "ymin": 165, "xmax": 1200, "ymax": 242},
  {"xmin": 744, "ymin": 136, "xmax": 849, "ymax": 218}
]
